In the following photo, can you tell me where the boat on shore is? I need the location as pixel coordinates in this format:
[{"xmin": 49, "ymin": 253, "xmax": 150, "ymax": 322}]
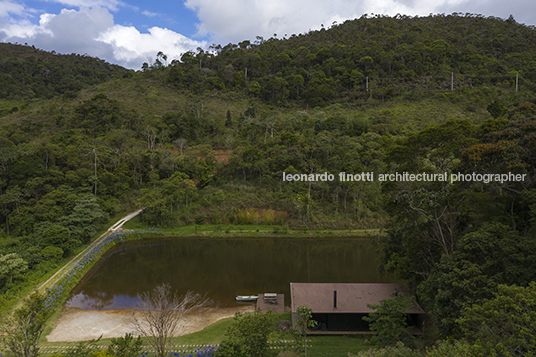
[{"xmin": 235, "ymin": 295, "xmax": 258, "ymax": 302}]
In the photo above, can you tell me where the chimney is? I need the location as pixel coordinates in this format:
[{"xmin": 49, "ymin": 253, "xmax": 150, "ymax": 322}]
[{"xmin": 333, "ymin": 290, "xmax": 337, "ymax": 309}]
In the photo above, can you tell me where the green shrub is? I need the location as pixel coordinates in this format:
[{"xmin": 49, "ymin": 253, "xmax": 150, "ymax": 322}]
[
  {"xmin": 195, "ymin": 215, "xmax": 206, "ymax": 225},
  {"xmin": 425, "ymin": 340, "xmax": 471, "ymax": 357},
  {"xmin": 41, "ymin": 246, "xmax": 64, "ymax": 261},
  {"xmin": 353, "ymin": 342, "xmax": 420, "ymax": 357},
  {"xmin": 106, "ymin": 333, "xmax": 143, "ymax": 357},
  {"xmin": 363, "ymin": 293, "xmax": 415, "ymax": 348}
]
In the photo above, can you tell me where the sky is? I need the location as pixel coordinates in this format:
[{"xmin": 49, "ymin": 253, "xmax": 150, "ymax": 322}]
[{"xmin": 0, "ymin": 0, "xmax": 535, "ymax": 70}]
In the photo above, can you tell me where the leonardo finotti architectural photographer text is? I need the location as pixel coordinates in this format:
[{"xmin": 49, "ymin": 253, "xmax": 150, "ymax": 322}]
[{"xmin": 282, "ymin": 172, "xmax": 527, "ymax": 184}]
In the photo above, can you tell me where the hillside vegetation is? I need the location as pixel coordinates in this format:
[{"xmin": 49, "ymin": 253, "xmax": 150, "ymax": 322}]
[
  {"xmin": 1, "ymin": 12, "xmax": 536, "ymax": 354},
  {"xmin": 0, "ymin": 43, "xmax": 129, "ymax": 102}
]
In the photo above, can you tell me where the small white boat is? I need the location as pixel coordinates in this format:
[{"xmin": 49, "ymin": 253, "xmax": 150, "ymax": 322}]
[{"xmin": 236, "ymin": 295, "xmax": 258, "ymax": 302}]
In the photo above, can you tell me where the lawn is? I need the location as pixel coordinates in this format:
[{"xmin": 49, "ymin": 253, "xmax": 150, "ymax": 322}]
[
  {"xmin": 36, "ymin": 312, "xmax": 374, "ymax": 356},
  {"xmin": 308, "ymin": 335, "xmax": 371, "ymax": 357},
  {"xmin": 174, "ymin": 313, "xmax": 373, "ymax": 357}
]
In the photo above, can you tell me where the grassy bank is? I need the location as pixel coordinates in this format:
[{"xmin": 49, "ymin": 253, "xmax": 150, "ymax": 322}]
[{"xmin": 123, "ymin": 219, "xmax": 382, "ymax": 238}]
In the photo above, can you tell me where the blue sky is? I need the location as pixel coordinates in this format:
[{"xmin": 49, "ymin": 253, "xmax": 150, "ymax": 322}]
[
  {"xmin": 1, "ymin": 0, "xmax": 535, "ymax": 70},
  {"xmin": 111, "ymin": 1, "xmax": 201, "ymax": 39}
]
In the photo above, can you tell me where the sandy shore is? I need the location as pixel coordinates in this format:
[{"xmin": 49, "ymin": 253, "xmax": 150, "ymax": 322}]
[{"xmin": 47, "ymin": 305, "xmax": 255, "ymax": 342}]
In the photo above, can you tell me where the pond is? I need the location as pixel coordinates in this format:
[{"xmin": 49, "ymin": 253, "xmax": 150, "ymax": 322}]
[{"xmin": 67, "ymin": 236, "xmax": 400, "ymax": 310}]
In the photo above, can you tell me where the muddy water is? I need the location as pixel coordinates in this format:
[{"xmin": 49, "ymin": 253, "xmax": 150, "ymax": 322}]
[{"xmin": 67, "ymin": 236, "xmax": 399, "ymax": 310}]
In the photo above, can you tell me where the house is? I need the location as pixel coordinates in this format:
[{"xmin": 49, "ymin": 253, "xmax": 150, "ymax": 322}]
[{"xmin": 290, "ymin": 282, "xmax": 425, "ymax": 334}]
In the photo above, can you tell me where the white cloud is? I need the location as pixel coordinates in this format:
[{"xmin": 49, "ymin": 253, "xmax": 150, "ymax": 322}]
[
  {"xmin": 436, "ymin": 0, "xmax": 536, "ymax": 25},
  {"xmin": 0, "ymin": 6, "xmax": 204, "ymax": 69},
  {"xmin": 24, "ymin": 7, "xmax": 116, "ymax": 58},
  {"xmin": 1, "ymin": 18, "xmax": 41, "ymax": 38},
  {"xmin": 99, "ymin": 25, "xmax": 206, "ymax": 68},
  {"xmin": 0, "ymin": 0, "xmax": 26, "ymax": 17},
  {"xmin": 185, "ymin": 0, "xmax": 343, "ymax": 43},
  {"xmin": 141, "ymin": 10, "xmax": 158, "ymax": 17},
  {"xmin": 47, "ymin": 0, "xmax": 124, "ymax": 11}
]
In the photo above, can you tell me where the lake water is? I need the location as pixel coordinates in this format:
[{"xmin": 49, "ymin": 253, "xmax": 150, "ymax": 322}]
[{"xmin": 67, "ymin": 236, "xmax": 399, "ymax": 310}]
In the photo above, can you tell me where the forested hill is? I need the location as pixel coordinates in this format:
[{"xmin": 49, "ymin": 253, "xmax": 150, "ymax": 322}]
[
  {"xmin": 2, "ymin": 13, "xmax": 536, "ymax": 106},
  {"xmin": 0, "ymin": 43, "xmax": 130, "ymax": 100},
  {"xmin": 166, "ymin": 13, "xmax": 536, "ymax": 106}
]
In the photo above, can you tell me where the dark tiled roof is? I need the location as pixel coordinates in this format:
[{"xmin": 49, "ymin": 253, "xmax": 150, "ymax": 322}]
[{"xmin": 290, "ymin": 283, "xmax": 425, "ymax": 314}]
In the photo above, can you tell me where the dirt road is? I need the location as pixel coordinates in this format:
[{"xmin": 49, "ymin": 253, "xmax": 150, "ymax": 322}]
[{"xmin": 38, "ymin": 209, "xmax": 143, "ymax": 293}]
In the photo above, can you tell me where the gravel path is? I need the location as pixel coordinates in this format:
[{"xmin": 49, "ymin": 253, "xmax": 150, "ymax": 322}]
[{"xmin": 38, "ymin": 209, "xmax": 143, "ymax": 293}]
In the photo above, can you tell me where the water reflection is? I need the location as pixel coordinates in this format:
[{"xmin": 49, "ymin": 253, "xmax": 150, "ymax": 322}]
[{"xmin": 67, "ymin": 236, "xmax": 399, "ymax": 310}]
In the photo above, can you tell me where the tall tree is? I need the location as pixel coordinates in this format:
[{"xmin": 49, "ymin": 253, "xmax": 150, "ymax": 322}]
[
  {"xmin": 131, "ymin": 284, "xmax": 211, "ymax": 357},
  {"xmin": 458, "ymin": 283, "xmax": 536, "ymax": 356},
  {"xmin": 217, "ymin": 311, "xmax": 276, "ymax": 357},
  {"xmin": 294, "ymin": 305, "xmax": 317, "ymax": 357},
  {"xmin": 363, "ymin": 294, "xmax": 415, "ymax": 348},
  {"xmin": 0, "ymin": 253, "xmax": 28, "ymax": 284},
  {"xmin": 418, "ymin": 223, "xmax": 536, "ymax": 336},
  {"xmin": 0, "ymin": 292, "xmax": 52, "ymax": 357}
]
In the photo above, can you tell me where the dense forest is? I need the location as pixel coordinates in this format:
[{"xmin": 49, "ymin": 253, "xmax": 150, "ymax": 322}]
[
  {"xmin": 0, "ymin": 43, "xmax": 130, "ymax": 102},
  {"xmin": 164, "ymin": 13, "xmax": 536, "ymax": 104},
  {"xmin": 1, "ymin": 12, "xmax": 536, "ymax": 355}
]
